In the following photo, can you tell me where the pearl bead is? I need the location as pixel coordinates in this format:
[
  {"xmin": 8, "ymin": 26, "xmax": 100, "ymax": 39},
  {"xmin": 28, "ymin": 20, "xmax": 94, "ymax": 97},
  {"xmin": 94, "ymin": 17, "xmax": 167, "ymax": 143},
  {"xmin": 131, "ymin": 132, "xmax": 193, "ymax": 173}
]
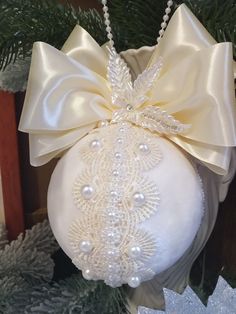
[
  {"xmin": 161, "ymin": 22, "xmax": 167, "ymax": 29},
  {"xmin": 98, "ymin": 120, "xmax": 108, "ymax": 128},
  {"xmin": 128, "ymin": 276, "xmax": 141, "ymax": 288},
  {"xmin": 115, "ymin": 152, "xmax": 122, "ymax": 159},
  {"xmin": 81, "ymin": 185, "xmax": 94, "ymax": 200},
  {"xmin": 105, "ymin": 229, "xmax": 121, "ymax": 243},
  {"xmin": 126, "ymin": 104, "xmax": 133, "ymax": 111},
  {"xmin": 82, "ymin": 269, "xmax": 93, "ymax": 280},
  {"xmin": 165, "ymin": 7, "xmax": 171, "ymax": 14},
  {"xmin": 138, "ymin": 143, "xmax": 150, "ymax": 154},
  {"xmin": 106, "ymin": 274, "xmax": 120, "ymax": 287},
  {"xmin": 107, "ymin": 211, "xmax": 120, "ymax": 224},
  {"xmin": 110, "ymin": 190, "xmax": 118, "ymax": 198},
  {"xmin": 112, "ymin": 170, "xmax": 119, "ymax": 177},
  {"xmin": 128, "ymin": 245, "xmax": 142, "ymax": 259},
  {"xmin": 167, "ymin": 0, "xmax": 173, "ymax": 6},
  {"xmin": 79, "ymin": 240, "xmax": 93, "ymax": 253},
  {"xmin": 133, "ymin": 192, "xmax": 146, "ymax": 206},
  {"xmin": 105, "ymin": 20, "xmax": 110, "ymax": 26},
  {"xmin": 107, "ymin": 249, "xmax": 119, "ymax": 259},
  {"xmin": 107, "ymin": 33, "xmax": 113, "ymax": 39},
  {"xmin": 163, "ymin": 14, "xmax": 169, "ymax": 21},
  {"xmin": 101, "ymin": 0, "xmax": 107, "ymax": 4},
  {"xmin": 117, "ymin": 138, "xmax": 123, "ymax": 144},
  {"xmin": 89, "ymin": 139, "xmax": 101, "ymax": 150},
  {"xmin": 159, "ymin": 29, "xmax": 164, "ymax": 36},
  {"xmin": 104, "ymin": 12, "xmax": 109, "ymax": 18},
  {"xmin": 107, "ymin": 263, "xmax": 120, "ymax": 273}
]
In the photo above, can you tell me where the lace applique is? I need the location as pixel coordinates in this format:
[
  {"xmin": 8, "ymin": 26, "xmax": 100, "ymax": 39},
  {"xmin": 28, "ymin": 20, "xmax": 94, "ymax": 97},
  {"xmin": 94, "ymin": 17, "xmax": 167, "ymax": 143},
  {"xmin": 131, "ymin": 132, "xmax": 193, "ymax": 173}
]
[{"xmin": 69, "ymin": 122, "xmax": 162, "ymax": 287}]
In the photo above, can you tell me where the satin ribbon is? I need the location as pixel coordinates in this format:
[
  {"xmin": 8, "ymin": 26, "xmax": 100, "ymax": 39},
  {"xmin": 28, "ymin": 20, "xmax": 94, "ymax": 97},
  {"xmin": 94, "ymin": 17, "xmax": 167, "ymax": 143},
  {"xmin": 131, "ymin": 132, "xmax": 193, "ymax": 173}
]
[{"xmin": 19, "ymin": 4, "xmax": 236, "ymax": 175}]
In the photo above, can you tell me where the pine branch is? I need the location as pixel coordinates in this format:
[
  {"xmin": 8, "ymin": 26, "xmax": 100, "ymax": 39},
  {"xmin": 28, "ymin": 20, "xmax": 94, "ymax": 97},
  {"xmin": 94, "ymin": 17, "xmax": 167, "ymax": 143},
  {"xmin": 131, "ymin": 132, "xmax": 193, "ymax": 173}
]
[
  {"xmin": 0, "ymin": 220, "xmax": 58, "ymax": 285},
  {"xmin": 0, "ymin": 0, "xmax": 234, "ymax": 91},
  {"xmin": 6, "ymin": 273, "xmax": 128, "ymax": 314},
  {"xmin": 0, "ymin": 57, "xmax": 30, "ymax": 92},
  {"xmin": 0, "ymin": 0, "xmax": 234, "ymax": 72},
  {"xmin": 0, "ymin": 0, "xmax": 106, "ymax": 70},
  {"xmin": 22, "ymin": 219, "xmax": 59, "ymax": 255},
  {"xmin": 108, "ymin": 0, "xmax": 235, "ymax": 55}
]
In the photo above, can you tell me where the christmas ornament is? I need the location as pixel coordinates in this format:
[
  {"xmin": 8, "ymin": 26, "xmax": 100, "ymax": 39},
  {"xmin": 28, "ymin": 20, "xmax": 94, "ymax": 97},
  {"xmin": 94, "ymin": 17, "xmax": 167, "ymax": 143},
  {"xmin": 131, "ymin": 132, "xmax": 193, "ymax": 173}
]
[
  {"xmin": 19, "ymin": 1, "xmax": 236, "ymax": 290},
  {"xmin": 138, "ymin": 276, "xmax": 236, "ymax": 314}
]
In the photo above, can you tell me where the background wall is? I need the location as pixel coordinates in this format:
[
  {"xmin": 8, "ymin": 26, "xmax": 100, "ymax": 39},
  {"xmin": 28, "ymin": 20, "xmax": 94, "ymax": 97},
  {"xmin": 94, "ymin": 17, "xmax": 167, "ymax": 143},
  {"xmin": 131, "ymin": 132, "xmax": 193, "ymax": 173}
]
[{"xmin": 0, "ymin": 170, "xmax": 5, "ymax": 224}]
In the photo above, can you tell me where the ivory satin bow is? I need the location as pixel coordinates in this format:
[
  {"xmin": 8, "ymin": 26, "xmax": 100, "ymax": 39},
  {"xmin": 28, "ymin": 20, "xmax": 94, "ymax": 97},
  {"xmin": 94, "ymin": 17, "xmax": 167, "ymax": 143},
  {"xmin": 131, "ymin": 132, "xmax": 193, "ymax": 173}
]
[{"xmin": 19, "ymin": 4, "xmax": 236, "ymax": 175}]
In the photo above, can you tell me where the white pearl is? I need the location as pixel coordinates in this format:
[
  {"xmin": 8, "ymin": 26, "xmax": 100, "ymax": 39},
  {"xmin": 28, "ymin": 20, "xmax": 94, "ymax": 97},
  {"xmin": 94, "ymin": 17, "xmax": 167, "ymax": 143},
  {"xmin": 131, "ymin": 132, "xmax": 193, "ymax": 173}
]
[
  {"xmin": 163, "ymin": 14, "xmax": 169, "ymax": 21},
  {"xmin": 107, "ymin": 249, "xmax": 119, "ymax": 259},
  {"xmin": 161, "ymin": 22, "xmax": 167, "ymax": 29},
  {"xmin": 82, "ymin": 269, "xmax": 93, "ymax": 280},
  {"xmin": 167, "ymin": 0, "xmax": 173, "ymax": 6},
  {"xmin": 110, "ymin": 190, "xmax": 118, "ymax": 198},
  {"xmin": 107, "ymin": 263, "xmax": 120, "ymax": 273},
  {"xmin": 159, "ymin": 29, "xmax": 164, "ymax": 36},
  {"xmin": 112, "ymin": 170, "xmax": 119, "ymax": 177},
  {"xmin": 107, "ymin": 211, "xmax": 120, "ymax": 224},
  {"xmin": 117, "ymin": 138, "xmax": 123, "ymax": 144},
  {"xmin": 107, "ymin": 33, "xmax": 113, "ymax": 39},
  {"xmin": 81, "ymin": 185, "xmax": 94, "ymax": 200},
  {"xmin": 104, "ymin": 12, "xmax": 109, "ymax": 18},
  {"xmin": 138, "ymin": 143, "xmax": 150, "ymax": 154},
  {"xmin": 89, "ymin": 139, "xmax": 101, "ymax": 150},
  {"xmin": 79, "ymin": 240, "xmax": 93, "ymax": 253},
  {"xmin": 129, "ymin": 245, "xmax": 142, "ymax": 259},
  {"xmin": 105, "ymin": 20, "xmax": 110, "ymax": 26},
  {"xmin": 115, "ymin": 152, "xmax": 122, "ymax": 159},
  {"xmin": 106, "ymin": 229, "xmax": 121, "ymax": 243},
  {"xmin": 98, "ymin": 120, "xmax": 108, "ymax": 128},
  {"xmin": 106, "ymin": 274, "xmax": 120, "ymax": 287},
  {"xmin": 128, "ymin": 276, "xmax": 141, "ymax": 288},
  {"xmin": 101, "ymin": 0, "xmax": 107, "ymax": 4},
  {"xmin": 165, "ymin": 7, "xmax": 171, "ymax": 14},
  {"xmin": 133, "ymin": 192, "xmax": 146, "ymax": 206}
]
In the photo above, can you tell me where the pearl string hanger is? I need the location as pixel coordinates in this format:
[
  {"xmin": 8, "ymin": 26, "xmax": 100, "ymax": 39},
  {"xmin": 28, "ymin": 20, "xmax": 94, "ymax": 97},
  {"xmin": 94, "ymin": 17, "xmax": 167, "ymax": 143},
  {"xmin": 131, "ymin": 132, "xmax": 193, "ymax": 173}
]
[{"xmin": 101, "ymin": 0, "xmax": 174, "ymax": 48}]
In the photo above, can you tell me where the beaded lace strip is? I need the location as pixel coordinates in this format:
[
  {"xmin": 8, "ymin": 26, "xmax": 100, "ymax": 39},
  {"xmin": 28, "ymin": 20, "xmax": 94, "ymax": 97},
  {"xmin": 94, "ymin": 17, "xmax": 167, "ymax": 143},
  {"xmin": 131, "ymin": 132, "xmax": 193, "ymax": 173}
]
[{"xmin": 69, "ymin": 123, "xmax": 161, "ymax": 287}]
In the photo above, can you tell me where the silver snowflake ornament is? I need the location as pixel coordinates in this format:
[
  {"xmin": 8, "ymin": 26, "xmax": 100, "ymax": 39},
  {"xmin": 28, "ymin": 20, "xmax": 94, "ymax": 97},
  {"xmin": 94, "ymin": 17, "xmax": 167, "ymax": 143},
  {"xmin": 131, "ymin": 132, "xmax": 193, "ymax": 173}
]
[{"xmin": 138, "ymin": 277, "xmax": 236, "ymax": 314}]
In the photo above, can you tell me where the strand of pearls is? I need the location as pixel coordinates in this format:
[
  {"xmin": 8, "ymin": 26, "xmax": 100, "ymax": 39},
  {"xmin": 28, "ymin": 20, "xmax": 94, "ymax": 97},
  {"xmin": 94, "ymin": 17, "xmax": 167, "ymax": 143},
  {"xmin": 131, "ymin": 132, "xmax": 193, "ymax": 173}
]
[
  {"xmin": 101, "ymin": 0, "xmax": 114, "ymax": 48},
  {"xmin": 157, "ymin": 1, "xmax": 173, "ymax": 43},
  {"xmin": 101, "ymin": 0, "xmax": 173, "ymax": 47}
]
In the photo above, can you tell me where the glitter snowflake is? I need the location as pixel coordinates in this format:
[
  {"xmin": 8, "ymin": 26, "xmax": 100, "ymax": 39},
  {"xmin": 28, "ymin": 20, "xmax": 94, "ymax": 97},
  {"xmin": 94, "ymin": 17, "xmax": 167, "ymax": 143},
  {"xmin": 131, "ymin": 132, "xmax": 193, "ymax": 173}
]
[{"xmin": 138, "ymin": 277, "xmax": 236, "ymax": 314}]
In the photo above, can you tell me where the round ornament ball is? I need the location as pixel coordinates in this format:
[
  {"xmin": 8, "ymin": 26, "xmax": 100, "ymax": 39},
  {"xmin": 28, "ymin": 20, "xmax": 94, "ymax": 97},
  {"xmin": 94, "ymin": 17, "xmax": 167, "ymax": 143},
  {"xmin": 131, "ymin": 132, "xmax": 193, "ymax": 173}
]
[{"xmin": 48, "ymin": 122, "xmax": 203, "ymax": 288}]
